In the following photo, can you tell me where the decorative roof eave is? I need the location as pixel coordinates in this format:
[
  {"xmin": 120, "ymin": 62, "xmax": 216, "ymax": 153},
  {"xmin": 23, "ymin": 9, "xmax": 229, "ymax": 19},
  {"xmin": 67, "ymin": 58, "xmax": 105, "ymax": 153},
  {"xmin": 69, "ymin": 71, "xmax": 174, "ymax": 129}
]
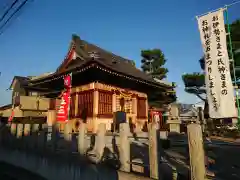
[
  {"xmin": 56, "ymin": 44, "xmax": 76, "ymax": 73},
  {"xmin": 28, "ymin": 63, "xmax": 95, "ymax": 86},
  {"xmin": 94, "ymin": 64, "xmax": 172, "ymax": 90},
  {"xmin": 29, "ymin": 62, "xmax": 173, "ymax": 90}
]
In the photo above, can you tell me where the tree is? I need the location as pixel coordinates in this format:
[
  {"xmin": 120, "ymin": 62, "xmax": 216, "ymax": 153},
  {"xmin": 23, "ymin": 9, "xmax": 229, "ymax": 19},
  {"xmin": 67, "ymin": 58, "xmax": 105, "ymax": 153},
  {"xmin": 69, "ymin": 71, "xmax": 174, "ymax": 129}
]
[
  {"xmin": 141, "ymin": 49, "xmax": 168, "ymax": 80},
  {"xmin": 141, "ymin": 49, "xmax": 176, "ymax": 108},
  {"xmin": 182, "ymin": 19, "xmax": 240, "ymax": 118}
]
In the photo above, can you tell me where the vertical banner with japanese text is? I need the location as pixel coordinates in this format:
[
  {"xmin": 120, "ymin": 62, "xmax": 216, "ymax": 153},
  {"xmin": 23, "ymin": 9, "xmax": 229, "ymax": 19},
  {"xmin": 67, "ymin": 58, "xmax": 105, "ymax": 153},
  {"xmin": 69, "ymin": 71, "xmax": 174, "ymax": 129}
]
[
  {"xmin": 197, "ymin": 9, "xmax": 236, "ymax": 118},
  {"xmin": 57, "ymin": 74, "xmax": 72, "ymax": 122}
]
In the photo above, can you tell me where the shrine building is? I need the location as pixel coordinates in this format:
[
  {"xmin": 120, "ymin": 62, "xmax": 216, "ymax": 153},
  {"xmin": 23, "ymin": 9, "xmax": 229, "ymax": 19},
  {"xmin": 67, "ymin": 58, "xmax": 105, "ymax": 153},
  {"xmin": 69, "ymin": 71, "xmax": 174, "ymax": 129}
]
[{"xmin": 4, "ymin": 35, "xmax": 176, "ymax": 132}]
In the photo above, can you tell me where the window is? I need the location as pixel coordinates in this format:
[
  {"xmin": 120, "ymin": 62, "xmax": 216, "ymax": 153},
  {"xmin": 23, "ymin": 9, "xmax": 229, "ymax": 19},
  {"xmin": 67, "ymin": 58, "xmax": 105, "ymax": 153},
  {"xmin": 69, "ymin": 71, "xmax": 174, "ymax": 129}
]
[
  {"xmin": 77, "ymin": 91, "xmax": 93, "ymax": 118},
  {"xmin": 137, "ymin": 98, "xmax": 147, "ymax": 118},
  {"xmin": 49, "ymin": 99, "xmax": 56, "ymax": 110},
  {"xmin": 116, "ymin": 95, "xmax": 132, "ymax": 113},
  {"xmin": 69, "ymin": 93, "xmax": 76, "ymax": 118},
  {"xmin": 98, "ymin": 91, "xmax": 112, "ymax": 117},
  {"xmin": 30, "ymin": 91, "xmax": 38, "ymax": 96}
]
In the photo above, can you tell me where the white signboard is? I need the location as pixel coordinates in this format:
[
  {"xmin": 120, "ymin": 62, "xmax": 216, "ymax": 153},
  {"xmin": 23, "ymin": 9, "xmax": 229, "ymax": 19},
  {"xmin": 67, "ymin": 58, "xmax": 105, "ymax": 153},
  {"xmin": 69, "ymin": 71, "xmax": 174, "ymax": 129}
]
[{"xmin": 197, "ymin": 9, "xmax": 236, "ymax": 118}]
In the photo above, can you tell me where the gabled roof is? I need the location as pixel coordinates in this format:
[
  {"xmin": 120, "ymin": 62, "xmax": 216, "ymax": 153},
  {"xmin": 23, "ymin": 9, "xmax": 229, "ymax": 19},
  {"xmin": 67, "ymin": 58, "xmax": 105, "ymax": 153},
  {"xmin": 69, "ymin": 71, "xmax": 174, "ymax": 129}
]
[
  {"xmin": 9, "ymin": 76, "xmax": 30, "ymax": 90},
  {"xmin": 30, "ymin": 35, "xmax": 174, "ymax": 89}
]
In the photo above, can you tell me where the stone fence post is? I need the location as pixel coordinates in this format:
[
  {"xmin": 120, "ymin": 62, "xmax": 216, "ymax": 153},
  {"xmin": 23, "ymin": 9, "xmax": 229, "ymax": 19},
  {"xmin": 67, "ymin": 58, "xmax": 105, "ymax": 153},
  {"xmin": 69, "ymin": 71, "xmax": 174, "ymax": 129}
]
[
  {"xmin": 78, "ymin": 123, "xmax": 87, "ymax": 155},
  {"xmin": 38, "ymin": 123, "xmax": 47, "ymax": 149},
  {"xmin": 119, "ymin": 123, "xmax": 130, "ymax": 173},
  {"xmin": 10, "ymin": 123, "xmax": 17, "ymax": 136},
  {"xmin": 95, "ymin": 123, "xmax": 106, "ymax": 160},
  {"xmin": 187, "ymin": 123, "xmax": 206, "ymax": 180},
  {"xmin": 148, "ymin": 123, "xmax": 159, "ymax": 179},
  {"xmin": 17, "ymin": 124, "xmax": 23, "ymax": 138}
]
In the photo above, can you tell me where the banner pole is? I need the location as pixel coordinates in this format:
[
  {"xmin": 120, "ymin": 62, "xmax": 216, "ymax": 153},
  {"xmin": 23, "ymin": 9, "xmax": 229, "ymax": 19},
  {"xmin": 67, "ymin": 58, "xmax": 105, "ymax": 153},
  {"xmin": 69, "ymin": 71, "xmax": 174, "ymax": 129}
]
[
  {"xmin": 196, "ymin": 0, "xmax": 240, "ymax": 18},
  {"xmin": 224, "ymin": 7, "xmax": 240, "ymax": 128}
]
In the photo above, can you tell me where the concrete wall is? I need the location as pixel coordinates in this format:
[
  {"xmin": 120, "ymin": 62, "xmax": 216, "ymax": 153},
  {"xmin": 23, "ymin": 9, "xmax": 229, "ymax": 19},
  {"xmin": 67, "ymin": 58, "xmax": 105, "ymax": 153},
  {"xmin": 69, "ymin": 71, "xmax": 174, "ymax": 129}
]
[
  {"xmin": 0, "ymin": 148, "xmax": 119, "ymax": 180},
  {"xmin": 0, "ymin": 122, "xmax": 158, "ymax": 180}
]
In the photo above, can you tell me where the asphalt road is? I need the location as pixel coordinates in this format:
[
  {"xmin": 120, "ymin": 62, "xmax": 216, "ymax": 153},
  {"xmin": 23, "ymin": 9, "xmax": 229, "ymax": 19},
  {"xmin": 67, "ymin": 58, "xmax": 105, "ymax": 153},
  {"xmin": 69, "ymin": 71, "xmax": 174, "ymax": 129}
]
[{"xmin": 168, "ymin": 134, "xmax": 240, "ymax": 180}]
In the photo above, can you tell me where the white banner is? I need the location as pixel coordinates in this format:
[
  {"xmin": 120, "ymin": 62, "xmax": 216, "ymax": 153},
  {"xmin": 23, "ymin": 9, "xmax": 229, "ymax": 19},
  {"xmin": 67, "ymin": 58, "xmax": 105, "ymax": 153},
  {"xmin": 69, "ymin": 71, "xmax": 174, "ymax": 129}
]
[{"xmin": 197, "ymin": 9, "xmax": 236, "ymax": 118}]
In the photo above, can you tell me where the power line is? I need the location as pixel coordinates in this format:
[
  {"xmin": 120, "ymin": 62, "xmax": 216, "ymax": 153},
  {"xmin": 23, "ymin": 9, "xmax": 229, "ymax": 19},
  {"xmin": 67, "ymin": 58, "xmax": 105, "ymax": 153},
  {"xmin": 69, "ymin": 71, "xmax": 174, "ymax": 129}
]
[
  {"xmin": 0, "ymin": 0, "xmax": 30, "ymax": 36},
  {"xmin": 0, "ymin": 0, "xmax": 19, "ymax": 24}
]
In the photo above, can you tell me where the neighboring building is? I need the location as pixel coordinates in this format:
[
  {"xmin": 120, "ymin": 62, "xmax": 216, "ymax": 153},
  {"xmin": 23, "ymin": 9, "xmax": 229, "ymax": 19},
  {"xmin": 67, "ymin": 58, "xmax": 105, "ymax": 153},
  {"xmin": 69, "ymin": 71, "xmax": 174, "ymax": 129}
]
[
  {"xmin": 2, "ymin": 34, "xmax": 176, "ymax": 132},
  {"xmin": 0, "ymin": 75, "xmax": 55, "ymax": 123}
]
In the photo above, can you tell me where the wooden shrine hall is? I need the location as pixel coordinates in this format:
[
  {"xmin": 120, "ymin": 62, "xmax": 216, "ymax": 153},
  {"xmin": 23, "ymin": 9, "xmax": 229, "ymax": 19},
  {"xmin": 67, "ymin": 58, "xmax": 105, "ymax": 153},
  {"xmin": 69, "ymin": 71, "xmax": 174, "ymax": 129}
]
[{"xmin": 12, "ymin": 35, "xmax": 176, "ymax": 132}]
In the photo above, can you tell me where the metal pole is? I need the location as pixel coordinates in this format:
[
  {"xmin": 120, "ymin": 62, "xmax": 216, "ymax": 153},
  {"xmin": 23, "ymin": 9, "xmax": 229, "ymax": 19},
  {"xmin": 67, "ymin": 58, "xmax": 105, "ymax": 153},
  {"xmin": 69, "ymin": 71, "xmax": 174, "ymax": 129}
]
[
  {"xmin": 196, "ymin": 0, "xmax": 240, "ymax": 18},
  {"xmin": 224, "ymin": 7, "xmax": 240, "ymax": 128}
]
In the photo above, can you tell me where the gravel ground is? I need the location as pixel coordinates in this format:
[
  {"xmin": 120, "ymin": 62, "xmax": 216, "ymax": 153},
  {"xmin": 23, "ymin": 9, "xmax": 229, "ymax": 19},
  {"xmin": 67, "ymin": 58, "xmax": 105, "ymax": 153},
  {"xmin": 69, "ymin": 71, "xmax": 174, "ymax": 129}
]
[{"xmin": 168, "ymin": 134, "xmax": 240, "ymax": 180}]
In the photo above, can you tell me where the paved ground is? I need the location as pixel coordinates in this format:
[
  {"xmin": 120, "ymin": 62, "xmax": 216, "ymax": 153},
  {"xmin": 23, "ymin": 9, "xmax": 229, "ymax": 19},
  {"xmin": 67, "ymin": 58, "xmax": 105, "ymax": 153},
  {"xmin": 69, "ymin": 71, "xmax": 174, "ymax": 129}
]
[
  {"xmin": 167, "ymin": 134, "xmax": 240, "ymax": 180},
  {"xmin": 0, "ymin": 161, "xmax": 46, "ymax": 180}
]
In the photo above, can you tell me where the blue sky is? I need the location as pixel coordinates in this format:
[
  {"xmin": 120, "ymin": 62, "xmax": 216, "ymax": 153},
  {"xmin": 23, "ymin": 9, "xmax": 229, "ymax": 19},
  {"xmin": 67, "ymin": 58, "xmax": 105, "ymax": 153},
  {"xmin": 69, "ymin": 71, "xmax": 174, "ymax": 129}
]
[{"xmin": 0, "ymin": 0, "xmax": 239, "ymax": 106}]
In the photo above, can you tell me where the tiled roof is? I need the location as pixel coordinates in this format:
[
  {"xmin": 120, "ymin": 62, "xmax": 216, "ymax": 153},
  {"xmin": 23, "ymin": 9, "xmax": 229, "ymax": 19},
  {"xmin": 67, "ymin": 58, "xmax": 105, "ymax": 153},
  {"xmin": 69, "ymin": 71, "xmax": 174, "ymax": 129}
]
[
  {"xmin": 29, "ymin": 35, "xmax": 174, "ymax": 89},
  {"xmin": 67, "ymin": 35, "xmax": 173, "ymax": 88}
]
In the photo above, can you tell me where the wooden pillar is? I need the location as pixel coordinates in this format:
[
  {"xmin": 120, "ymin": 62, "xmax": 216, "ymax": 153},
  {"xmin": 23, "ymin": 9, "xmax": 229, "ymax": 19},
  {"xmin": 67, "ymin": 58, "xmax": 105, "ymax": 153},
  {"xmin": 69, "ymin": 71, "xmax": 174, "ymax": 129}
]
[
  {"xmin": 145, "ymin": 98, "xmax": 148, "ymax": 119},
  {"xmin": 92, "ymin": 90, "xmax": 99, "ymax": 133},
  {"xmin": 47, "ymin": 110, "xmax": 56, "ymax": 126},
  {"xmin": 78, "ymin": 123, "xmax": 87, "ymax": 155},
  {"xmin": 119, "ymin": 123, "xmax": 130, "ymax": 172},
  {"xmin": 132, "ymin": 97, "xmax": 137, "ymax": 123},
  {"xmin": 75, "ymin": 93, "xmax": 79, "ymax": 117},
  {"xmin": 187, "ymin": 123, "xmax": 206, "ymax": 180},
  {"xmin": 148, "ymin": 123, "xmax": 159, "ymax": 179},
  {"xmin": 112, "ymin": 93, "xmax": 116, "ymax": 112}
]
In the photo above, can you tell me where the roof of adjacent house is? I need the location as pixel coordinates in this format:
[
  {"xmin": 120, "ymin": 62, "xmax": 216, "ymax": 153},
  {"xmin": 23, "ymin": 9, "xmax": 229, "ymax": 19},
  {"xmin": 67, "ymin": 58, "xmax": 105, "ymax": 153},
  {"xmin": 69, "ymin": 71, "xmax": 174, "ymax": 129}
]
[
  {"xmin": 0, "ymin": 104, "xmax": 12, "ymax": 110},
  {"xmin": 9, "ymin": 76, "xmax": 30, "ymax": 90},
  {"xmin": 30, "ymin": 34, "xmax": 174, "ymax": 89}
]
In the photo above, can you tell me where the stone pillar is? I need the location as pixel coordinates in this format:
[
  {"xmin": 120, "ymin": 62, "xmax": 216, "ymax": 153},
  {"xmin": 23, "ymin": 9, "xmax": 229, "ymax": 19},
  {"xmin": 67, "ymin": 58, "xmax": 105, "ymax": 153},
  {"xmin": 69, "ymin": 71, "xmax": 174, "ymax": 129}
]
[
  {"xmin": 31, "ymin": 124, "xmax": 39, "ymax": 149},
  {"xmin": 40, "ymin": 123, "xmax": 48, "ymax": 149},
  {"xmin": 167, "ymin": 104, "xmax": 181, "ymax": 133},
  {"xmin": 148, "ymin": 123, "xmax": 159, "ymax": 179},
  {"xmin": 187, "ymin": 123, "xmax": 206, "ymax": 180},
  {"xmin": 10, "ymin": 123, "xmax": 17, "ymax": 136},
  {"xmin": 167, "ymin": 119, "xmax": 181, "ymax": 133},
  {"xmin": 78, "ymin": 123, "xmax": 87, "ymax": 155},
  {"xmin": 95, "ymin": 123, "xmax": 106, "ymax": 160},
  {"xmin": 119, "ymin": 123, "xmax": 130, "ymax": 172},
  {"xmin": 16, "ymin": 124, "xmax": 23, "ymax": 138},
  {"xmin": 92, "ymin": 90, "xmax": 99, "ymax": 133},
  {"xmin": 24, "ymin": 124, "xmax": 31, "ymax": 136},
  {"xmin": 64, "ymin": 122, "xmax": 72, "ymax": 141}
]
